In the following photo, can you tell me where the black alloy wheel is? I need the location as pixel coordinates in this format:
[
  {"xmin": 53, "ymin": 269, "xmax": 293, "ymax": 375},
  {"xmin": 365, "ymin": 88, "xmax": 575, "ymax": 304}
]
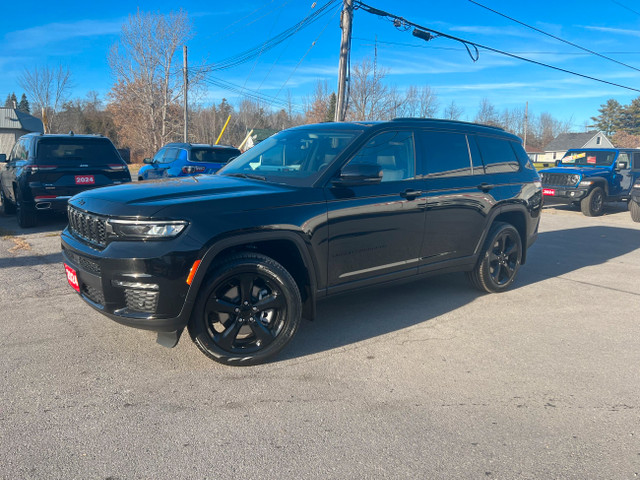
[
  {"xmin": 188, "ymin": 252, "xmax": 302, "ymax": 365},
  {"xmin": 581, "ymin": 186, "xmax": 604, "ymax": 217},
  {"xmin": 467, "ymin": 222, "xmax": 522, "ymax": 293}
]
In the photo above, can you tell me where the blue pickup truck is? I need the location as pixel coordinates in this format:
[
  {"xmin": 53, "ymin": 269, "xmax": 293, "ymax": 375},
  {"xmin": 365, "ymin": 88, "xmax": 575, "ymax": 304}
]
[{"xmin": 539, "ymin": 148, "xmax": 640, "ymax": 216}]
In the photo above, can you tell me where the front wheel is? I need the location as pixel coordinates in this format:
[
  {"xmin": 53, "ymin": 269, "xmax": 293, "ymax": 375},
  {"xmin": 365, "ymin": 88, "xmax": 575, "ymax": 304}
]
[
  {"xmin": 630, "ymin": 200, "xmax": 640, "ymax": 223},
  {"xmin": 466, "ymin": 222, "xmax": 522, "ymax": 293},
  {"xmin": 188, "ymin": 252, "xmax": 302, "ymax": 366},
  {"xmin": 581, "ymin": 186, "xmax": 604, "ymax": 217}
]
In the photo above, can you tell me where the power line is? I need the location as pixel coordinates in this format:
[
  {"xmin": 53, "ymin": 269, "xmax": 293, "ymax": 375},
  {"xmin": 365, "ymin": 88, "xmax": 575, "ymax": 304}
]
[
  {"xmin": 468, "ymin": 0, "xmax": 640, "ymax": 74},
  {"xmin": 611, "ymin": 0, "xmax": 640, "ymax": 17},
  {"xmin": 354, "ymin": 1, "xmax": 640, "ymax": 94}
]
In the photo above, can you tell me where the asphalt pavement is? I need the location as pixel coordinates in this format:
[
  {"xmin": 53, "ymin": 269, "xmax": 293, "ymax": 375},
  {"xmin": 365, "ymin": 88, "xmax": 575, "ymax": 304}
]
[{"xmin": 1, "ymin": 203, "xmax": 639, "ymax": 479}]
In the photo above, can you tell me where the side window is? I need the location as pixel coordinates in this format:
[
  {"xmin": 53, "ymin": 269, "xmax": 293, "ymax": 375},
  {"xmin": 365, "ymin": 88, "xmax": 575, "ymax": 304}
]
[
  {"xmin": 511, "ymin": 142, "xmax": 535, "ymax": 170},
  {"xmin": 417, "ymin": 131, "xmax": 472, "ymax": 178},
  {"xmin": 160, "ymin": 148, "xmax": 179, "ymax": 164},
  {"xmin": 152, "ymin": 148, "xmax": 166, "ymax": 163},
  {"xmin": 347, "ymin": 131, "xmax": 415, "ymax": 182},
  {"xmin": 177, "ymin": 149, "xmax": 188, "ymax": 162},
  {"xmin": 618, "ymin": 153, "xmax": 630, "ymax": 168},
  {"xmin": 475, "ymin": 136, "xmax": 521, "ymax": 173},
  {"xmin": 633, "ymin": 153, "xmax": 640, "ymax": 171},
  {"xmin": 9, "ymin": 141, "xmax": 21, "ymax": 161}
]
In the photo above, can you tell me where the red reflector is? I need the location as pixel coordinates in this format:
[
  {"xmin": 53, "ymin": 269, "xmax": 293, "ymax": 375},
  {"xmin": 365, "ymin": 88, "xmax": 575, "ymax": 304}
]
[
  {"xmin": 186, "ymin": 260, "xmax": 201, "ymax": 285},
  {"xmin": 35, "ymin": 195, "xmax": 57, "ymax": 200}
]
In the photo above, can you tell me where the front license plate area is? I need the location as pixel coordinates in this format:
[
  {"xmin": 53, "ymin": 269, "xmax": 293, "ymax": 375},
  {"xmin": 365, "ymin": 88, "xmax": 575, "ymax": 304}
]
[
  {"xmin": 75, "ymin": 175, "xmax": 95, "ymax": 185},
  {"xmin": 542, "ymin": 188, "xmax": 555, "ymax": 196},
  {"xmin": 65, "ymin": 263, "xmax": 80, "ymax": 292}
]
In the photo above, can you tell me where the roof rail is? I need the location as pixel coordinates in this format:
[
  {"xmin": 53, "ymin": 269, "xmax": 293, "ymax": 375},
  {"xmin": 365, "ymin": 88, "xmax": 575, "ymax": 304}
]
[{"xmin": 391, "ymin": 117, "xmax": 505, "ymax": 131}]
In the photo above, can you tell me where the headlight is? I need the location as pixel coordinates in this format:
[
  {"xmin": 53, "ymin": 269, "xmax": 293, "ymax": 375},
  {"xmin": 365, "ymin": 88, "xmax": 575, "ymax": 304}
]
[
  {"xmin": 570, "ymin": 174, "xmax": 581, "ymax": 185},
  {"xmin": 634, "ymin": 181, "xmax": 640, "ymax": 189},
  {"xmin": 108, "ymin": 219, "xmax": 188, "ymax": 240}
]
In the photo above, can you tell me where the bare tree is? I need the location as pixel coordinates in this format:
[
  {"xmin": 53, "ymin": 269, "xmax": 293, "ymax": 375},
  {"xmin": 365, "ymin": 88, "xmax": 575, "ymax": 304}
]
[
  {"xmin": 442, "ymin": 100, "xmax": 464, "ymax": 120},
  {"xmin": 18, "ymin": 65, "xmax": 72, "ymax": 133},
  {"xmin": 347, "ymin": 57, "xmax": 399, "ymax": 121},
  {"xmin": 397, "ymin": 86, "xmax": 439, "ymax": 118},
  {"xmin": 474, "ymin": 98, "xmax": 500, "ymax": 126},
  {"xmin": 108, "ymin": 9, "xmax": 200, "ymax": 156}
]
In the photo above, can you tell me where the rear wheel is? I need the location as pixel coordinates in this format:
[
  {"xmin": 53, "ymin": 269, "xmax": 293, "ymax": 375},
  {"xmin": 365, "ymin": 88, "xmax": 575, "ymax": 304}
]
[
  {"xmin": 630, "ymin": 200, "xmax": 640, "ymax": 223},
  {"xmin": 188, "ymin": 252, "xmax": 302, "ymax": 366},
  {"xmin": 0, "ymin": 187, "xmax": 16, "ymax": 215},
  {"xmin": 580, "ymin": 186, "xmax": 604, "ymax": 217},
  {"xmin": 16, "ymin": 187, "xmax": 37, "ymax": 228},
  {"xmin": 467, "ymin": 222, "xmax": 522, "ymax": 293}
]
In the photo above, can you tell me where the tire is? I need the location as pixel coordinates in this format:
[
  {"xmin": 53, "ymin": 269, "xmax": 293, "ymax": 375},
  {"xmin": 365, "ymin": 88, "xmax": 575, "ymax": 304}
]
[
  {"xmin": 0, "ymin": 187, "xmax": 16, "ymax": 215},
  {"xmin": 630, "ymin": 200, "xmax": 640, "ymax": 223},
  {"xmin": 466, "ymin": 222, "xmax": 522, "ymax": 293},
  {"xmin": 15, "ymin": 187, "xmax": 37, "ymax": 228},
  {"xmin": 580, "ymin": 186, "xmax": 604, "ymax": 217},
  {"xmin": 188, "ymin": 252, "xmax": 302, "ymax": 366}
]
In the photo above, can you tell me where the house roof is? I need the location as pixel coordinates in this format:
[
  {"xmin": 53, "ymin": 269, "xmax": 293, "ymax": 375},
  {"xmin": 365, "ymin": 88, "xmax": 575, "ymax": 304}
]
[
  {"xmin": 0, "ymin": 107, "xmax": 44, "ymax": 132},
  {"xmin": 544, "ymin": 131, "xmax": 601, "ymax": 152}
]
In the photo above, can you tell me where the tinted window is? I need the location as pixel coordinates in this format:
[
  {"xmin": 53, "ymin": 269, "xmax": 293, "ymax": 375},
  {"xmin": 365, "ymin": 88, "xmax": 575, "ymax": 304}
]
[
  {"xmin": 160, "ymin": 148, "xmax": 179, "ymax": 164},
  {"xmin": 418, "ymin": 131, "xmax": 472, "ymax": 178},
  {"xmin": 36, "ymin": 138, "xmax": 120, "ymax": 165},
  {"xmin": 476, "ymin": 136, "xmax": 520, "ymax": 173},
  {"xmin": 152, "ymin": 148, "xmax": 166, "ymax": 163},
  {"xmin": 511, "ymin": 142, "xmax": 535, "ymax": 170},
  {"xmin": 633, "ymin": 153, "xmax": 640, "ymax": 171},
  {"xmin": 190, "ymin": 148, "xmax": 239, "ymax": 164},
  {"xmin": 348, "ymin": 131, "xmax": 415, "ymax": 182},
  {"xmin": 618, "ymin": 153, "xmax": 630, "ymax": 168},
  {"xmin": 560, "ymin": 150, "xmax": 615, "ymax": 166}
]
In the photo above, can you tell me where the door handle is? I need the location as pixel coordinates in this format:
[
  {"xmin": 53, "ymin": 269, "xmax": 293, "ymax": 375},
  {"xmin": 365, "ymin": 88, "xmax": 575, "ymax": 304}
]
[
  {"xmin": 400, "ymin": 189, "xmax": 423, "ymax": 200},
  {"xmin": 477, "ymin": 183, "xmax": 495, "ymax": 192}
]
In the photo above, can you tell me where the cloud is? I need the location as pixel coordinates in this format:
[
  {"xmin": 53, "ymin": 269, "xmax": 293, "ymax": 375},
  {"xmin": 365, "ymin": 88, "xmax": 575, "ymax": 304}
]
[
  {"xmin": 4, "ymin": 19, "xmax": 123, "ymax": 50},
  {"xmin": 583, "ymin": 26, "xmax": 640, "ymax": 38}
]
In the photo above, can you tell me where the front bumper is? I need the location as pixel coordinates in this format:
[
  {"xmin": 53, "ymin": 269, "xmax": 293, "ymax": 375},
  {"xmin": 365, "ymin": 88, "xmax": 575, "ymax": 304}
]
[
  {"xmin": 542, "ymin": 186, "xmax": 589, "ymax": 203},
  {"xmin": 60, "ymin": 228, "xmax": 199, "ymax": 332}
]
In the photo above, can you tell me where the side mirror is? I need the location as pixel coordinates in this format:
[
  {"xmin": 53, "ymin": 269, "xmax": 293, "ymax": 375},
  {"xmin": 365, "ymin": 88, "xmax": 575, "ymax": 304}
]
[
  {"xmin": 143, "ymin": 158, "xmax": 154, "ymax": 164},
  {"xmin": 0, "ymin": 153, "xmax": 6, "ymax": 163},
  {"xmin": 617, "ymin": 160, "xmax": 629, "ymax": 170},
  {"xmin": 332, "ymin": 163, "xmax": 382, "ymax": 187},
  {"xmin": 555, "ymin": 160, "xmax": 562, "ymax": 167}
]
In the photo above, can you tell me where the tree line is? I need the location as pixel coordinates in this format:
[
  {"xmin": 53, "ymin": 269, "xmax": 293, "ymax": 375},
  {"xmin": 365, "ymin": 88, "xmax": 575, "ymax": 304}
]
[
  {"xmin": 590, "ymin": 98, "xmax": 640, "ymax": 148},
  {"xmin": 11, "ymin": 9, "xmax": 588, "ymax": 162}
]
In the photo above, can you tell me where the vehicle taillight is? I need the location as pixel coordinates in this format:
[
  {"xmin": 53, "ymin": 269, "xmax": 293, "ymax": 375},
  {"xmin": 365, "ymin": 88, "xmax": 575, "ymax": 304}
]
[
  {"xmin": 108, "ymin": 164, "xmax": 127, "ymax": 171},
  {"xmin": 26, "ymin": 165, "xmax": 57, "ymax": 173},
  {"xmin": 182, "ymin": 166, "xmax": 206, "ymax": 174}
]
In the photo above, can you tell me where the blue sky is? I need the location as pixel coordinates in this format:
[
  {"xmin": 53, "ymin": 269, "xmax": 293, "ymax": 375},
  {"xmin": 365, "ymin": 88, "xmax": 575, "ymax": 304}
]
[{"xmin": 1, "ymin": 0, "xmax": 640, "ymax": 131}]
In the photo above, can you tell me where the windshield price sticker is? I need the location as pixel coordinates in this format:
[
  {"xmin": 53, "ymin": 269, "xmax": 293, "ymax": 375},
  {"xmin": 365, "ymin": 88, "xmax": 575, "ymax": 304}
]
[{"xmin": 587, "ymin": 156, "xmax": 596, "ymax": 164}]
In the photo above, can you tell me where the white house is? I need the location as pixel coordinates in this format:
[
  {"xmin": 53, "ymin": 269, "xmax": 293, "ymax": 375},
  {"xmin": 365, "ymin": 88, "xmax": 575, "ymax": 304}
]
[
  {"xmin": 541, "ymin": 131, "xmax": 613, "ymax": 164},
  {"xmin": 0, "ymin": 107, "xmax": 44, "ymax": 156}
]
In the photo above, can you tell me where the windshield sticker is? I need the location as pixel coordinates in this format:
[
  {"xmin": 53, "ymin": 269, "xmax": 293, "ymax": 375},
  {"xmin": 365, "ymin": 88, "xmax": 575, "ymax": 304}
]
[
  {"xmin": 587, "ymin": 156, "xmax": 596, "ymax": 164},
  {"xmin": 563, "ymin": 156, "xmax": 575, "ymax": 164}
]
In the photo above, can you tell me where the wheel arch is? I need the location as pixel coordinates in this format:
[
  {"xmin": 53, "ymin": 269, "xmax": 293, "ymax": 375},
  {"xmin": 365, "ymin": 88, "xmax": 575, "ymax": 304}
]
[
  {"xmin": 187, "ymin": 231, "xmax": 318, "ymax": 322},
  {"xmin": 481, "ymin": 205, "xmax": 529, "ymax": 265}
]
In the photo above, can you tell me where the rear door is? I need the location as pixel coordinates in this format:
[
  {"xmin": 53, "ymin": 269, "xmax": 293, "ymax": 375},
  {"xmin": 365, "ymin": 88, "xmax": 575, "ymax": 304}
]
[{"xmin": 34, "ymin": 138, "xmax": 129, "ymax": 196}]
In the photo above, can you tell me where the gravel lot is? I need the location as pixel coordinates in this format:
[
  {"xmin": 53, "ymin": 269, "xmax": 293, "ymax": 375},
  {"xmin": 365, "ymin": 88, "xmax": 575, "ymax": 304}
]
[{"xmin": 1, "ymin": 203, "xmax": 639, "ymax": 479}]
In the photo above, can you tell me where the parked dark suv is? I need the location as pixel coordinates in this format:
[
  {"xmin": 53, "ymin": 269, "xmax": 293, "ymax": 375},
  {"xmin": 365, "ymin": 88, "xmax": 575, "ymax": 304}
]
[
  {"xmin": 1, "ymin": 133, "xmax": 131, "ymax": 227},
  {"xmin": 61, "ymin": 119, "xmax": 542, "ymax": 365},
  {"xmin": 138, "ymin": 142, "xmax": 241, "ymax": 180}
]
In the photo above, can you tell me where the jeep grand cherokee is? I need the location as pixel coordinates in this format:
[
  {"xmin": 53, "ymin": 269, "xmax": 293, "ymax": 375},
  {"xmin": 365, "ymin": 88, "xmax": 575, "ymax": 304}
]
[{"xmin": 61, "ymin": 119, "xmax": 542, "ymax": 365}]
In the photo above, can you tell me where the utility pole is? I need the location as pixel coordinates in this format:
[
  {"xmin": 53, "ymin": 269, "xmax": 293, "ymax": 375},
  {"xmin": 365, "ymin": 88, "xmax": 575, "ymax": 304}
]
[
  {"xmin": 335, "ymin": 0, "xmax": 353, "ymax": 122},
  {"xmin": 183, "ymin": 45, "xmax": 188, "ymax": 143}
]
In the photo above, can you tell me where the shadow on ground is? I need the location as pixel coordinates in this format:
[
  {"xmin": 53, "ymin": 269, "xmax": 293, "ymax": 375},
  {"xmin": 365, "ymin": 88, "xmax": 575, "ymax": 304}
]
[{"xmin": 281, "ymin": 225, "xmax": 640, "ymax": 362}]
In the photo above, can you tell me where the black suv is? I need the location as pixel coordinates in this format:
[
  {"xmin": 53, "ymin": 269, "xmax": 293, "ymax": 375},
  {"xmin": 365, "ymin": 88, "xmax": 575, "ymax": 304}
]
[
  {"xmin": 60, "ymin": 119, "xmax": 542, "ymax": 365},
  {"xmin": 1, "ymin": 133, "xmax": 131, "ymax": 227}
]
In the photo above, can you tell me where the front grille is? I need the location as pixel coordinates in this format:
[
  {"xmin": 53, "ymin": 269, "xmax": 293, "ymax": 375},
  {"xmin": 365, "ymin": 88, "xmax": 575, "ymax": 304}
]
[
  {"xmin": 541, "ymin": 173, "xmax": 576, "ymax": 187},
  {"xmin": 82, "ymin": 284, "xmax": 105, "ymax": 306},
  {"xmin": 125, "ymin": 289, "xmax": 159, "ymax": 314},
  {"xmin": 68, "ymin": 206, "xmax": 108, "ymax": 248}
]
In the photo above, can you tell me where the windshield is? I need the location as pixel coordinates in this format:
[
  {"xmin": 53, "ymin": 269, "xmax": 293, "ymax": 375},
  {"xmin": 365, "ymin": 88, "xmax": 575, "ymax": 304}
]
[
  {"xmin": 36, "ymin": 138, "xmax": 121, "ymax": 165},
  {"xmin": 218, "ymin": 129, "xmax": 360, "ymax": 186},
  {"xmin": 561, "ymin": 151, "xmax": 615, "ymax": 167}
]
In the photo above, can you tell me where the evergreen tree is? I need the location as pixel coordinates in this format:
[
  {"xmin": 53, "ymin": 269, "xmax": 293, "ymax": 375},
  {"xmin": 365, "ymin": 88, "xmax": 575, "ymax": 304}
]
[
  {"xmin": 620, "ymin": 97, "xmax": 640, "ymax": 135},
  {"xmin": 325, "ymin": 93, "xmax": 337, "ymax": 122},
  {"xmin": 4, "ymin": 92, "xmax": 17, "ymax": 108},
  {"xmin": 590, "ymin": 99, "xmax": 623, "ymax": 136},
  {"xmin": 4, "ymin": 94, "xmax": 11, "ymax": 107},
  {"xmin": 18, "ymin": 93, "xmax": 30, "ymax": 114}
]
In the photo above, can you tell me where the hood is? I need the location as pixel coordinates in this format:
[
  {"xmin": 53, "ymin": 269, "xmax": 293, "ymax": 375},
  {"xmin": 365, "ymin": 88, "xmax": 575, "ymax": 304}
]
[
  {"xmin": 539, "ymin": 166, "xmax": 612, "ymax": 177},
  {"xmin": 68, "ymin": 174, "xmax": 301, "ymax": 217}
]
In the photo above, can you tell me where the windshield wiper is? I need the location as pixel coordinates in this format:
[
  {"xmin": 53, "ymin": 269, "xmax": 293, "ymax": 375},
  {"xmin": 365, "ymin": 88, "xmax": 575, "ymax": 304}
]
[{"xmin": 224, "ymin": 172, "xmax": 267, "ymax": 181}]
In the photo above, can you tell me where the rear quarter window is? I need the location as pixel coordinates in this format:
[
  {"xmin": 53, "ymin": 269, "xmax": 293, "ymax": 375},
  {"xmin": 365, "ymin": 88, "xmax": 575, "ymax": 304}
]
[
  {"xmin": 417, "ymin": 130, "xmax": 473, "ymax": 177},
  {"xmin": 475, "ymin": 136, "xmax": 521, "ymax": 173},
  {"xmin": 36, "ymin": 138, "xmax": 121, "ymax": 165}
]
